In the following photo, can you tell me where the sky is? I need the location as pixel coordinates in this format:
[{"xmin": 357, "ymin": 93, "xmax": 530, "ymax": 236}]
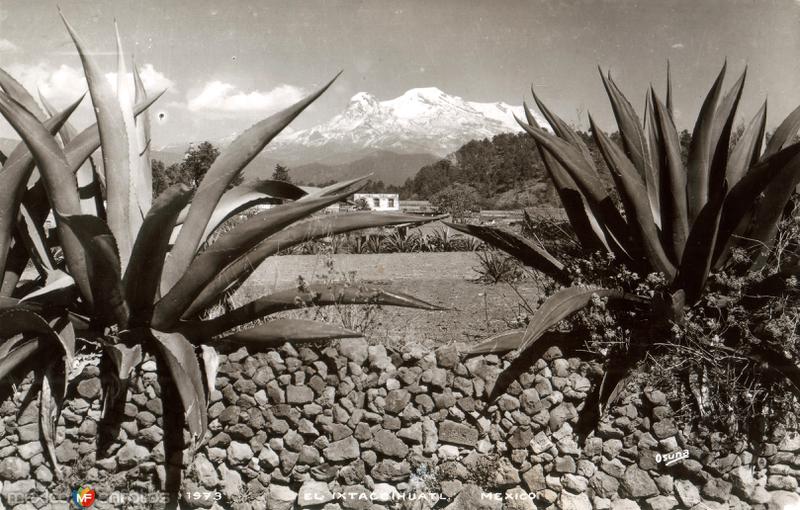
[{"xmin": 0, "ymin": 0, "xmax": 798, "ymax": 147}]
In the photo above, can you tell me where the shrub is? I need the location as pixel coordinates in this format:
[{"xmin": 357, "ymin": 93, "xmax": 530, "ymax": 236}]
[{"xmin": 474, "ymin": 250, "xmax": 524, "ymax": 283}]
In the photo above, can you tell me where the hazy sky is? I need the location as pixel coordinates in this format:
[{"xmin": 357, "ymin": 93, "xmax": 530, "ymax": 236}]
[{"xmin": 0, "ymin": 0, "xmax": 798, "ymax": 146}]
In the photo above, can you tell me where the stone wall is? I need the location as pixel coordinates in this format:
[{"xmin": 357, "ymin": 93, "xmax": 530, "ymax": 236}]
[{"xmin": 0, "ymin": 338, "xmax": 799, "ymax": 509}]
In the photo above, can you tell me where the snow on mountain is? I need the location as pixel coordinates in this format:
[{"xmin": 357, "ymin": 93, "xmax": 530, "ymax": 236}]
[{"xmin": 264, "ymin": 87, "xmax": 547, "ymax": 164}]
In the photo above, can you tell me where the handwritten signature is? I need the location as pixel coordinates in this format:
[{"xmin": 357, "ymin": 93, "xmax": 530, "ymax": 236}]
[{"xmin": 655, "ymin": 449, "xmax": 689, "ymax": 466}]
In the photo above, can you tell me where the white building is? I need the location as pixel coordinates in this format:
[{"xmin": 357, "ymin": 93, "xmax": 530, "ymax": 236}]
[{"xmin": 354, "ymin": 193, "xmax": 400, "ymax": 211}]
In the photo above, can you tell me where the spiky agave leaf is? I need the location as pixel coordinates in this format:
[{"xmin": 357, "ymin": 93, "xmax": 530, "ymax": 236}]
[
  {"xmin": 299, "ymin": 177, "xmax": 367, "ymax": 201},
  {"xmin": 162, "ymin": 73, "xmax": 342, "ymax": 293},
  {"xmin": 213, "ymin": 319, "xmax": 362, "ymax": 351},
  {"xmin": 183, "ymin": 212, "xmax": 444, "ymax": 317},
  {"xmin": 60, "ymin": 10, "xmax": 134, "ymax": 264},
  {"xmin": 443, "ymin": 222, "xmax": 569, "ymax": 283},
  {"xmin": 519, "ymin": 106, "xmax": 608, "ymax": 253},
  {"xmin": 58, "ymin": 214, "xmax": 128, "ymax": 327},
  {"xmin": 149, "ymin": 329, "xmax": 207, "ymax": 445},
  {"xmin": 530, "ymin": 87, "xmax": 597, "ymax": 175},
  {"xmin": 172, "ymin": 179, "xmax": 308, "ymax": 230},
  {"xmin": 18, "ymin": 202, "xmax": 57, "ymax": 276},
  {"xmin": 114, "ymin": 21, "xmax": 145, "ymax": 241},
  {"xmin": 60, "ymin": 90, "xmax": 166, "ymax": 175},
  {"xmin": 726, "ymin": 101, "xmax": 767, "ymax": 187},
  {"xmin": 21, "ymin": 91, "xmax": 166, "ymax": 234},
  {"xmin": 0, "ymin": 94, "xmax": 84, "ymax": 278},
  {"xmin": 19, "ymin": 270, "xmax": 75, "ymax": 303},
  {"xmin": 0, "ymin": 91, "xmax": 92, "ymax": 302},
  {"xmin": 651, "ymin": 90, "xmax": 689, "ymax": 261},
  {"xmin": 468, "ymin": 329, "xmax": 525, "ymax": 355},
  {"xmin": 38, "ymin": 90, "xmax": 100, "ymax": 216},
  {"xmin": 706, "ymin": 69, "xmax": 746, "ymax": 208},
  {"xmin": 133, "ymin": 59, "xmax": 154, "ymax": 219},
  {"xmin": 589, "ymin": 114, "xmax": 675, "ymax": 278},
  {"xmin": 666, "ymin": 60, "xmax": 674, "ymax": 118},
  {"xmin": 763, "ymin": 103, "xmax": 800, "ymax": 157},
  {"xmin": 517, "ymin": 287, "xmax": 624, "ymax": 353},
  {"xmin": 643, "ymin": 90, "xmax": 662, "ymax": 227},
  {"xmin": 187, "ymin": 283, "xmax": 444, "ymax": 338},
  {"xmin": 153, "ymin": 188, "xmax": 361, "ymax": 329},
  {"xmin": 713, "ymin": 142, "xmax": 800, "ymax": 266},
  {"xmin": 673, "ymin": 182, "xmax": 727, "ymax": 304},
  {"xmin": 0, "ymin": 68, "xmax": 48, "ymax": 120},
  {"xmin": 517, "ymin": 119, "xmax": 640, "ymax": 266},
  {"xmin": 0, "ymin": 310, "xmax": 74, "ymax": 471},
  {"xmin": 199, "ymin": 179, "xmax": 310, "ymax": 242},
  {"xmin": 599, "ymin": 70, "xmax": 650, "ymax": 180},
  {"xmin": 125, "ymin": 185, "xmax": 194, "ymax": 322},
  {"xmin": 686, "ymin": 63, "xmax": 727, "ymax": 223}
]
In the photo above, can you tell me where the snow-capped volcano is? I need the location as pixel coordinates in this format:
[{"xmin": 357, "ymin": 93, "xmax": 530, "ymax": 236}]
[{"xmin": 265, "ymin": 87, "xmax": 545, "ymax": 164}]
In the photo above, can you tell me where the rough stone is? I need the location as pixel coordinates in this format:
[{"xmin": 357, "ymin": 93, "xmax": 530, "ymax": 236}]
[
  {"xmin": 674, "ymin": 479, "xmax": 701, "ymax": 508},
  {"xmin": 116, "ymin": 442, "xmax": 149, "ymax": 468},
  {"xmin": 518, "ymin": 465, "xmax": 544, "ymax": 492},
  {"xmin": 652, "ymin": 419, "xmax": 678, "ymax": 439},
  {"xmin": 266, "ymin": 484, "xmax": 298, "ymax": 510},
  {"xmin": 621, "ymin": 464, "xmax": 658, "ymax": 498},
  {"xmin": 384, "ymin": 389, "xmax": 411, "ymax": 414},
  {"xmin": 227, "ymin": 441, "xmax": 254, "ymax": 465},
  {"xmin": 286, "ymin": 385, "xmax": 314, "ymax": 404},
  {"xmin": 558, "ymin": 491, "xmax": 592, "ymax": 510},
  {"xmin": 701, "ymin": 478, "xmax": 732, "ymax": 502},
  {"xmin": 371, "ymin": 459, "xmax": 411, "ymax": 482},
  {"xmin": 339, "ymin": 338, "xmax": 369, "ymax": 365},
  {"xmin": 591, "ymin": 472, "xmax": 620, "ymax": 499},
  {"xmin": 0, "ymin": 458, "xmax": 30, "ymax": 481},
  {"xmin": 192, "ymin": 454, "xmax": 219, "ymax": 488},
  {"xmin": 644, "ymin": 495, "xmax": 678, "ymax": 510},
  {"xmin": 494, "ymin": 457, "xmax": 521, "ymax": 487},
  {"xmin": 438, "ymin": 420, "xmax": 478, "ymax": 447},
  {"xmin": 373, "ymin": 429, "xmax": 409, "ymax": 458},
  {"xmin": 323, "ymin": 436, "xmax": 360, "ymax": 461},
  {"xmin": 76, "ymin": 378, "xmax": 102, "ymax": 399}
]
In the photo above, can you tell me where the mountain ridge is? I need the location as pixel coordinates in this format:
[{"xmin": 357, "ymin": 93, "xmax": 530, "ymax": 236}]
[
  {"xmin": 263, "ymin": 87, "xmax": 542, "ymax": 164},
  {"xmin": 156, "ymin": 87, "xmax": 545, "ymax": 167}
]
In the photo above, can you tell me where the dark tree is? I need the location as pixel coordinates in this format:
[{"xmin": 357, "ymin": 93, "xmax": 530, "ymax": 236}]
[
  {"xmin": 152, "ymin": 141, "xmax": 242, "ymax": 198},
  {"xmin": 430, "ymin": 183, "xmax": 480, "ymax": 222},
  {"xmin": 272, "ymin": 163, "xmax": 291, "ymax": 183}
]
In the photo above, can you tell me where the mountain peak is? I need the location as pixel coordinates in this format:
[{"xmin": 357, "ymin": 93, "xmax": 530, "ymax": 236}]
[
  {"xmin": 348, "ymin": 91, "xmax": 378, "ymax": 104},
  {"xmin": 402, "ymin": 87, "xmax": 446, "ymax": 99},
  {"xmin": 266, "ymin": 87, "xmax": 548, "ymax": 164},
  {"xmin": 345, "ymin": 91, "xmax": 380, "ymax": 118}
]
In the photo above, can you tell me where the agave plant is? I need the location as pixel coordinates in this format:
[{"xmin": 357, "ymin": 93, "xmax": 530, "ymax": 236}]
[
  {"xmin": 448, "ymin": 63, "xmax": 800, "ymax": 430},
  {"xmin": 0, "ymin": 11, "xmax": 443, "ymax": 502}
]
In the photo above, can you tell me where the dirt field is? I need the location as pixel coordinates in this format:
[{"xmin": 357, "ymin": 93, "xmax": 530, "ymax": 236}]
[{"xmin": 235, "ymin": 252, "xmax": 542, "ymax": 349}]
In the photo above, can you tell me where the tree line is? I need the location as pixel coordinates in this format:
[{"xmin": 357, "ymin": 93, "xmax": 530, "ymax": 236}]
[{"xmin": 153, "ymin": 129, "xmax": 699, "ymax": 210}]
